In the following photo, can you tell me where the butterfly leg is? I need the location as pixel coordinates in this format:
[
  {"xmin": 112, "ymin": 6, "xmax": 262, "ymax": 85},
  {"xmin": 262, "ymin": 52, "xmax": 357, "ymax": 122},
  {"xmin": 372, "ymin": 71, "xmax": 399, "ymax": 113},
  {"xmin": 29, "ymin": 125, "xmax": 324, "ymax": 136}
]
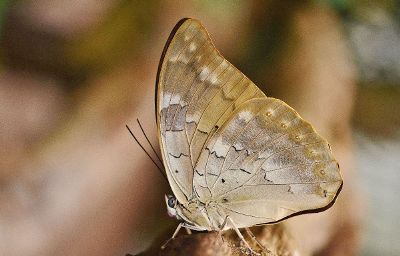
[
  {"xmin": 222, "ymin": 216, "xmax": 259, "ymax": 255},
  {"xmin": 217, "ymin": 217, "xmax": 228, "ymax": 243},
  {"xmin": 245, "ymin": 227, "xmax": 270, "ymax": 253},
  {"xmin": 185, "ymin": 227, "xmax": 192, "ymax": 234},
  {"xmin": 161, "ymin": 222, "xmax": 184, "ymax": 249}
]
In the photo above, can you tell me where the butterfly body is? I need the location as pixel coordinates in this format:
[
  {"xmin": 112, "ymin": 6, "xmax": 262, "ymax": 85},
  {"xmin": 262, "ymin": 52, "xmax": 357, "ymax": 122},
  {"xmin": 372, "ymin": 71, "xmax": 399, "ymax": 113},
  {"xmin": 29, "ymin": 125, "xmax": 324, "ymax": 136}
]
[
  {"xmin": 167, "ymin": 195, "xmax": 230, "ymax": 231},
  {"xmin": 156, "ymin": 18, "xmax": 342, "ymax": 238}
]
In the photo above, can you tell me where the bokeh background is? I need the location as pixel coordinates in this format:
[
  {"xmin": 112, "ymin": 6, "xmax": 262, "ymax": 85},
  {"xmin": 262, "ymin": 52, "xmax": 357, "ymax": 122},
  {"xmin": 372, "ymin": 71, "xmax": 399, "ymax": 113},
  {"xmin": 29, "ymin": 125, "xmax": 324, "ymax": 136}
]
[{"xmin": 0, "ymin": 1, "xmax": 399, "ymax": 256}]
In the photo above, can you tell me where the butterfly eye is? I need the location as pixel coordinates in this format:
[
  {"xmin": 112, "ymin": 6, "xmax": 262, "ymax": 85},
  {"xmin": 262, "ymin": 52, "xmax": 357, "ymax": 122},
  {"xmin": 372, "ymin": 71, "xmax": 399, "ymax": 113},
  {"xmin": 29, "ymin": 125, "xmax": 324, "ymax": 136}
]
[{"xmin": 167, "ymin": 196, "xmax": 177, "ymax": 208}]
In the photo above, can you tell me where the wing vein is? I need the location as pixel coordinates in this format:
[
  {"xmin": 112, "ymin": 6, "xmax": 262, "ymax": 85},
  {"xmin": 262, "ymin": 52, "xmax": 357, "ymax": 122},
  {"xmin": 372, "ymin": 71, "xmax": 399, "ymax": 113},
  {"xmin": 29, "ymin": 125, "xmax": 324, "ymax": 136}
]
[
  {"xmin": 218, "ymin": 204, "xmax": 275, "ymax": 221},
  {"xmin": 214, "ymin": 139, "xmax": 326, "ymax": 199}
]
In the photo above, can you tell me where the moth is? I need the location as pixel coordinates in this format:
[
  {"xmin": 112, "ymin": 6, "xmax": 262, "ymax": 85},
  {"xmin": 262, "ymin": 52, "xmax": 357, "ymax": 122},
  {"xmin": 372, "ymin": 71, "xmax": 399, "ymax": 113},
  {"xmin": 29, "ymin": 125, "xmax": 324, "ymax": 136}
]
[{"xmin": 155, "ymin": 18, "xmax": 342, "ymax": 251}]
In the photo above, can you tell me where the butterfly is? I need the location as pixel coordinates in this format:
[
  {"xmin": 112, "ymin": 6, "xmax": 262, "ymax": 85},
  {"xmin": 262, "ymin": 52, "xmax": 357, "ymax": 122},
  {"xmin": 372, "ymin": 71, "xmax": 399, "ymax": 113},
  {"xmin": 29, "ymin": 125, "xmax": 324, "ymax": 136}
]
[{"xmin": 155, "ymin": 18, "xmax": 343, "ymax": 251}]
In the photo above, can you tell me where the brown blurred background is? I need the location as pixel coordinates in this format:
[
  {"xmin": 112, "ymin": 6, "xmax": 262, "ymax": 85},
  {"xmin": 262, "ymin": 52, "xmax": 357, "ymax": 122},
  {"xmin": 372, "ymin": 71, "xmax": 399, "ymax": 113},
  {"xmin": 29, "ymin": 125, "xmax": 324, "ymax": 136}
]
[{"xmin": 0, "ymin": 1, "xmax": 399, "ymax": 256}]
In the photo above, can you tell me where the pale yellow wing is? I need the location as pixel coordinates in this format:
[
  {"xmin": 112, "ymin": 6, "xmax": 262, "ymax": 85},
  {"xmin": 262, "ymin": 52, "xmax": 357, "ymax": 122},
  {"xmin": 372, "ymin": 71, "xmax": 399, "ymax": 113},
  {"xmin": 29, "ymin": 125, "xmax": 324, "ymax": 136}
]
[
  {"xmin": 156, "ymin": 18, "xmax": 265, "ymax": 203},
  {"xmin": 193, "ymin": 98, "xmax": 343, "ymax": 227}
]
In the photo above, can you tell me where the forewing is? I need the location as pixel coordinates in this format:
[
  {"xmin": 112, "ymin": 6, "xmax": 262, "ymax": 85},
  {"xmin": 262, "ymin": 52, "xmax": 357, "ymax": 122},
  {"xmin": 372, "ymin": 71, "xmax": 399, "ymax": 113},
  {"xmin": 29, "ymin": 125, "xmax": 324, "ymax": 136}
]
[
  {"xmin": 156, "ymin": 19, "xmax": 265, "ymax": 202},
  {"xmin": 193, "ymin": 98, "xmax": 343, "ymax": 227}
]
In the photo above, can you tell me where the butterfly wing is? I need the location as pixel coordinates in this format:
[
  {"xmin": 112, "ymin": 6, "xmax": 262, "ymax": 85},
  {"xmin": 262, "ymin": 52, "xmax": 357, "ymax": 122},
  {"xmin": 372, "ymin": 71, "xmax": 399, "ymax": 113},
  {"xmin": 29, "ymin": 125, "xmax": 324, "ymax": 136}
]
[
  {"xmin": 193, "ymin": 97, "xmax": 343, "ymax": 227},
  {"xmin": 156, "ymin": 18, "xmax": 265, "ymax": 203}
]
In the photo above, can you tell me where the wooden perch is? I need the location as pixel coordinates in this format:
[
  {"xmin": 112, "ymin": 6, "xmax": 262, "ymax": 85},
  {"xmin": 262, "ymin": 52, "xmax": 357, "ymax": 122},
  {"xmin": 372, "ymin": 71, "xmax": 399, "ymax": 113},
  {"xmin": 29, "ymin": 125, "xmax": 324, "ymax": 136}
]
[{"xmin": 137, "ymin": 224, "xmax": 301, "ymax": 256}]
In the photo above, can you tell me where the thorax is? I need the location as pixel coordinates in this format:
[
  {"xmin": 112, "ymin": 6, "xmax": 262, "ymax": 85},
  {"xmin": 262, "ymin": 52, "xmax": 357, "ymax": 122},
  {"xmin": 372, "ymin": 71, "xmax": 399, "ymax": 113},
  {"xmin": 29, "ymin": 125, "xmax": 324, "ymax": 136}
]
[{"xmin": 179, "ymin": 199, "xmax": 227, "ymax": 231}]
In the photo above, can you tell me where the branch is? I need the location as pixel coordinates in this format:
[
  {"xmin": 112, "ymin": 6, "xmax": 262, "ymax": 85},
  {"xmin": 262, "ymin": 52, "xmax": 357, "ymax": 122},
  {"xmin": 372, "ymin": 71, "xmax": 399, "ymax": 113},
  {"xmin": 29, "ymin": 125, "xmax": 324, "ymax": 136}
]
[{"xmin": 137, "ymin": 224, "xmax": 300, "ymax": 256}]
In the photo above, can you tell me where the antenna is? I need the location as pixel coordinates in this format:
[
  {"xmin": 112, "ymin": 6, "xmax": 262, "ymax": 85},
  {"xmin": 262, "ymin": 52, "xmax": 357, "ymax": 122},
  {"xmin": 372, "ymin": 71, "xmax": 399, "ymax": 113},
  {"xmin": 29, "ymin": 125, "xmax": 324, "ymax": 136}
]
[
  {"xmin": 136, "ymin": 118, "xmax": 163, "ymax": 164},
  {"xmin": 126, "ymin": 125, "xmax": 168, "ymax": 182}
]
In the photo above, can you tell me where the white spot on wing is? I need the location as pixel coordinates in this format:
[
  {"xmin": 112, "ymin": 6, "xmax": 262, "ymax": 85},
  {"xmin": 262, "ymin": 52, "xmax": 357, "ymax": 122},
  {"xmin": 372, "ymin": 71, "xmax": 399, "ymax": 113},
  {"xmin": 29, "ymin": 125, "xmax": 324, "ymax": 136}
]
[
  {"xmin": 209, "ymin": 73, "xmax": 219, "ymax": 85},
  {"xmin": 162, "ymin": 92, "xmax": 187, "ymax": 107},
  {"xmin": 199, "ymin": 66, "xmax": 210, "ymax": 81},
  {"xmin": 208, "ymin": 61, "xmax": 228, "ymax": 85},
  {"xmin": 169, "ymin": 54, "xmax": 179, "ymax": 62},
  {"xmin": 189, "ymin": 42, "xmax": 197, "ymax": 52},
  {"xmin": 162, "ymin": 92, "xmax": 173, "ymax": 108},
  {"xmin": 213, "ymin": 138, "xmax": 230, "ymax": 156},
  {"xmin": 238, "ymin": 110, "xmax": 253, "ymax": 121},
  {"xmin": 187, "ymin": 111, "xmax": 201, "ymax": 123},
  {"xmin": 233, "ymin": 142, "xmax": 244, "ymax": 151},
  {"xmin": 168, "ymin": 51, "xmax": 190, "ymax": 64},
  {"xmin": 170, "ymin": 94, "xmax": 181, "ymax": 104}
]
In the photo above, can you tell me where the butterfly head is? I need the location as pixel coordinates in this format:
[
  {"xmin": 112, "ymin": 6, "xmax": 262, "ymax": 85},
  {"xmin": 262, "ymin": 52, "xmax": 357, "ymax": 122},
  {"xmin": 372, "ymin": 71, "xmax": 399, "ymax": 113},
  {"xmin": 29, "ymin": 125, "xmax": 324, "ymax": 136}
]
[
  {"xmin": 165, "ymin": 194, "xmax": 205, "ymax": 230},
  {"xmin": 165, "ymin": 194, "xmax": 179, "ymax": 218}
]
